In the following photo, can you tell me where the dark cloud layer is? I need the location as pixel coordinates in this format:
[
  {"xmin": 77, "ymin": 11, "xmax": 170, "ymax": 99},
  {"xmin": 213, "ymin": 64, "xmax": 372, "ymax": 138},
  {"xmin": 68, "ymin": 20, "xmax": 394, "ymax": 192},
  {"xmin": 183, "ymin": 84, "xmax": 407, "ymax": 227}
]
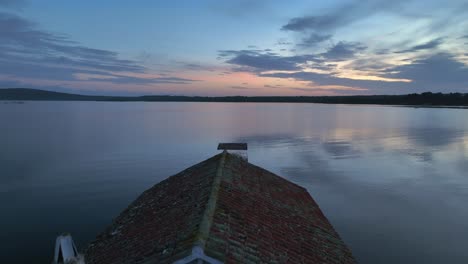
[
  {"xmin": 0, "ymin": 12, "xmax": 196, "ymax": 87},
  {"xmin": 395, "ymin": 38, "xmax": 443, "ymax": 53},
  {"xmin": 230, "ymin": 86, "xmax": 251, "ymax": 90},
  {"xmin": 282, "ymin": 0, "xmax": 405, "ymax": 33},
  {"xmin": 219, "ymin": 50, "xmax": 319, "ymax": 71},
  {"xmin": 257, "ymin": 53, "xmax": 468, "ymax": 93},
  {"xmin": 84, "ymin": 76, "xmax": 198, "ymax": 85},
  {"xmin": 322, "ymin": 41, "xmax": 366, "ymax": 61},
  {"xmin": 280, "ymin": 1, "xmax": 410, "ymax": 48},
  {"xmin": 219, "ymin": 41, "xmax": 366, "ymax": 73},
  {"xmin": 183, "ymin": 63, "xmax": 214, "ymax": 71},
  {"xmin": 299, "ymin": 33, "xmax": 332, "ymax": 47},
  {"xmin": 0, "ymin": 12, "xmax": 144, "ymax": 72},
  {"xmin": 346, "ymin": 59, "xmax": 390, "ymax": 71},
  {"xmin": 385, "ymin": 53, "xmax": 468, "ymax": 84}
]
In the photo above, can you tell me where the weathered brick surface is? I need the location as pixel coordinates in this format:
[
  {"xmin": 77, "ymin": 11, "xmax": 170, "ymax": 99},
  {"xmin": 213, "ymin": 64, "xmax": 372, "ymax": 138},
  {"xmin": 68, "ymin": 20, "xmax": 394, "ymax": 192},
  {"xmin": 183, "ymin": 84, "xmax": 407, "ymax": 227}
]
[
  {"xmin": 85, "ymin": 155, "xmax": 221, "ymax": 264},
  {"xmin": 85, "ymin": 153, "xmax": 356, "ymax": 264},
  {"xmin": 204, "ymin": 154, "xmax": 356, "ymax": 264}
]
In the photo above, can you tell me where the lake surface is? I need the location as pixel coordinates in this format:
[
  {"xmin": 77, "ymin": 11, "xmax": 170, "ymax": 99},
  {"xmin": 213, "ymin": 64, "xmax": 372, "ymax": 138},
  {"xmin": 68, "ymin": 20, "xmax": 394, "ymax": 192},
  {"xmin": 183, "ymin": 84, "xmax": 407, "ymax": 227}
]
[{"xmin": 1, "ymin": 102, "xmax": 468, "ymax": 263}]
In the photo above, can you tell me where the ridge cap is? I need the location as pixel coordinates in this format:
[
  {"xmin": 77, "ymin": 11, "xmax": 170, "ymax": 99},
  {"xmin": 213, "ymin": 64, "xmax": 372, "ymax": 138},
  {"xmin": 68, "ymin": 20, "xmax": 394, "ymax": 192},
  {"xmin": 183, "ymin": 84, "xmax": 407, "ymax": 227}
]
[{"xmin": 193, "ymin": 151, "xmax": 226, "ymax": 251}]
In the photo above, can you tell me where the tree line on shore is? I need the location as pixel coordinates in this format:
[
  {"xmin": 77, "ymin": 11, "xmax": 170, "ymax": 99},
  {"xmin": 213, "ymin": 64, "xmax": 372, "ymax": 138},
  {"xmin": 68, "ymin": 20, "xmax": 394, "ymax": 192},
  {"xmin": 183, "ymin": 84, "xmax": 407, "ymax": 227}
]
[{"xmin": 1, "ymin": 88, "xmax": 468, "ymax": 106}]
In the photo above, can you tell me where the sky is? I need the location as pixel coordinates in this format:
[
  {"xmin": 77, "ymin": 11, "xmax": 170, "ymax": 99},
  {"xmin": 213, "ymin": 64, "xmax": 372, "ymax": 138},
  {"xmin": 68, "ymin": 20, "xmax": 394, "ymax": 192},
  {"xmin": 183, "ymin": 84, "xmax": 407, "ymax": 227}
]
[{"xmin": 1, "ymin": 0, "xmax": 468, "ymax": 96}]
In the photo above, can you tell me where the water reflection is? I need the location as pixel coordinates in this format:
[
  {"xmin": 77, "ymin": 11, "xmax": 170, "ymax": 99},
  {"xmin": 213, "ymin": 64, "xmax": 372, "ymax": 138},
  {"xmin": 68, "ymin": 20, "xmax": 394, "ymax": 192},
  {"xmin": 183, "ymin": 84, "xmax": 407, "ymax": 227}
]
[
  {"xmin": 236, "ymin": 112, "xmax": 468, "ymax": 263},
  {"xmin": 322, "ymin": 140, "xmax": 361, "ymax": 159},
  {"xmin": 1, "ymin": 102, "xmax": 468, "ymax": 263},
  {"xmin": 406, "ymin": 127, "xmax": 462, "ymax": 148}
]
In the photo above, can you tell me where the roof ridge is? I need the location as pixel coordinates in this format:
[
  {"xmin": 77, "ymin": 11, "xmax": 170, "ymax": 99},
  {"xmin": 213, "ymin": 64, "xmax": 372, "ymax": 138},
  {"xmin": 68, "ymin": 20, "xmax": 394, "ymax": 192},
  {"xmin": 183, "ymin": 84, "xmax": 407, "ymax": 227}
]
[{"xmin": 194, "ymin": 150, "xmax": 226, "ymax": 250}]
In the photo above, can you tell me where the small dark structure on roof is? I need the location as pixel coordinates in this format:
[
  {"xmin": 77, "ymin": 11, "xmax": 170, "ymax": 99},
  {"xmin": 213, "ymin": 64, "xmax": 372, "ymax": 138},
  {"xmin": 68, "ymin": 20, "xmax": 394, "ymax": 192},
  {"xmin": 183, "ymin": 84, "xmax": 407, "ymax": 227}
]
[
  {"xmin": 85, "ymin": 148, "xmax": 356, "ymax": 264},
  {"xmin": 217, "ymin": 143, "xmax": 248, "ymax": 150},
  {"xmin": 217, "ymin": 143, "xmax": 248, "ymax": 161}
]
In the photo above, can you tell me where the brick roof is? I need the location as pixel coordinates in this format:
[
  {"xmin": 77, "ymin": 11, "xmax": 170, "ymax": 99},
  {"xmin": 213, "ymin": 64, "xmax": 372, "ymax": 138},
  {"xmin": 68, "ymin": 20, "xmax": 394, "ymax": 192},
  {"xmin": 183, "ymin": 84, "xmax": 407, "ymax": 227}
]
[{"xmin": 85, "ymin": 152, "xmax": 356, "ymax": 264}]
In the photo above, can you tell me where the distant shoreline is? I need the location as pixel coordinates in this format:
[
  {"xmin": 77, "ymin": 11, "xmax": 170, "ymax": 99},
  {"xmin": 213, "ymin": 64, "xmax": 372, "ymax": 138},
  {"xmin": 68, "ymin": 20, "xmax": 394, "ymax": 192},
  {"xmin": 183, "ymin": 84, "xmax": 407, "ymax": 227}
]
[{"xmin": 1, "ymin": 88, "xmax": 468, "ymax": 108}]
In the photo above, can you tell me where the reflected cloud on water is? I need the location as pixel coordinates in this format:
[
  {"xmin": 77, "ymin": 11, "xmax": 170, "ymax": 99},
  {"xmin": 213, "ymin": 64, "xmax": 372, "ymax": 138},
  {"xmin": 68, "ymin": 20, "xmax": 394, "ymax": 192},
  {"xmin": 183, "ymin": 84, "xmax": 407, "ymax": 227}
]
[
  {"xmin": 237, "ymin": 123, "xmax": 468, "ymax": 264},
  {"xmin": 321, "ymin": 140, "xmax": 361, "ymax": 159}
]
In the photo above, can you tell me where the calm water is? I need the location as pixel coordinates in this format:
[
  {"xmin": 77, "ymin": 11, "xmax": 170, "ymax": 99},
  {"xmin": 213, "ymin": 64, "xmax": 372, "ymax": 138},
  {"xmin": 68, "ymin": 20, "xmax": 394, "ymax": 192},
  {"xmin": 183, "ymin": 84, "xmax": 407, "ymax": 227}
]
[{"xmin": 1, "ymin": 102, "xmax": 468, "ymax": 263}]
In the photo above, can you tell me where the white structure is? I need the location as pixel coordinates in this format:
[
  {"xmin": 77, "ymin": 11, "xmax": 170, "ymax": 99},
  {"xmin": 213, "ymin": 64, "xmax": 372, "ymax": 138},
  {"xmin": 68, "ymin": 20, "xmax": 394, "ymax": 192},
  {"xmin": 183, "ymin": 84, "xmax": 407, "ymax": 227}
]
[{"xmin": 53, "ymin": 233, "xmax": 85, "ymax": 264}]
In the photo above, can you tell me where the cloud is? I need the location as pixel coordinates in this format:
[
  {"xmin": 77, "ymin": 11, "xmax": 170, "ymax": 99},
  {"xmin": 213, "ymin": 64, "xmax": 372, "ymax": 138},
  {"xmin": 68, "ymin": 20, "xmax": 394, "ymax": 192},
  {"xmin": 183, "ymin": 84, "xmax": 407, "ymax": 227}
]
[
  {"xmin": 259, "ymin": 53, "xmax": 468, "ymax": 94},
  {"xmin": 290, "ymin": 87, "xmax": 367, "ymax": 95},
  {"xmin": 0, "ymin": 12, "xmax": 197, "ymax": 88},
  {"xmin": 218, "ymin": 43, "xmax": 398, "ymax": 94},
  {"xmin": 276, "ymin": 38, "xmax": 292, "ymax": 46},
  {"xmin": 146, "ymin": 77, "xmax": 198, "ymax": 84},
  {"xmin": 322, "ymin": 41, "xmax": 366, "ymax": 61},
  {"xmin": 230, "ymin": 86, "xmax": 251, "ymax": 90},
  {"xmin": 183, "ymin": 63, "xmax": 214, "ymax": 71},
  {"xmin": 260, "ymin": 71, "xmax": 390, "ymax": 92},
  {"xmin": 264, "ymin": 84, "xmax": 283, "ymax": 88},
  {"xmin": 384, "ymin": 53, "xmax": 468, "ymax": 84},
  {"xmin": 281, "ymin": 0, "xmax": 468, "ymax": 55},
  {"xmin": 217, "ymin": 0, "xmax": 463, "ymax": 95},
  {"xmin": 219, "ymin": 49, "xmax": 320, "ymax": 71},
  {"xmin": 0, "ymin": 78, "xmax": 26, "ymax": 87},
  {"xmin": 82, "ymin": 75, "xmax": 199, "ymax": 85},
  {"xmin": 280, "ymin": 0, "xmax": 436, "ymax": 52},
  {"xmin": 395, "ymin": 38, "xmax": 443, "ymax": 53},
  {"xmin": 282, "ymin": 14, "xmax": 344, "ymax": 32},
  {"xmin": 0, "ymin": 12, "xmax": 145, "ymax": 73},
  {"xmin": 299, "ymin": 33, "xmax": 332, "ymax": 47},
  {"xmin": 0, "ymin": 60, "xmax": 105, "ymax": 81},
  {"xmin": 281, "ymin": 0, "xmax": 405, "ymax": 32},
  {"xmin": 345, "ymin": 59, "xmax": 391, "ymax": 71}
]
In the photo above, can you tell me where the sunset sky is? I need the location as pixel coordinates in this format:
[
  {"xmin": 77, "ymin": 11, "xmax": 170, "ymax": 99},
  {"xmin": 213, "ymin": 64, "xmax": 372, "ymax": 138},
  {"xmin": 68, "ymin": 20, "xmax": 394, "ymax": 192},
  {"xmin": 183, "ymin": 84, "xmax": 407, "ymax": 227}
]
[{"xmin": 1, "ymin": 0, "xmax": 468, "ymax": 96}]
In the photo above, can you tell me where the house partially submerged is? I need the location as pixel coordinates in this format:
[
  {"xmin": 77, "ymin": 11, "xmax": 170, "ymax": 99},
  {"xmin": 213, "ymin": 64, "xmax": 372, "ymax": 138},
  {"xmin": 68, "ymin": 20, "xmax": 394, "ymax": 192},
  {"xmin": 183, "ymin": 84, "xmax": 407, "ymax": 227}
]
[{"xmin": 84, "ymin": 146, "xmax": 356, "ymax": 263}]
